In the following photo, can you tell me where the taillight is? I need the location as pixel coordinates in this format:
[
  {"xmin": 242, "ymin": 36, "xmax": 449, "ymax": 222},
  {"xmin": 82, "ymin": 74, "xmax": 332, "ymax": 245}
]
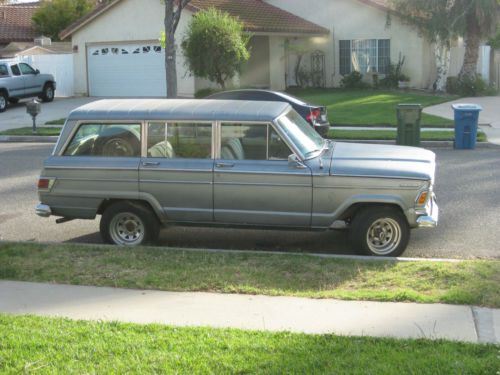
[
  {"xmin": 37, "ymin": 177, "xmax": 54, "ymax": 190},
  {"xmin": 306, "ymin": 109, "xmax": 321, "ymax": 123}
]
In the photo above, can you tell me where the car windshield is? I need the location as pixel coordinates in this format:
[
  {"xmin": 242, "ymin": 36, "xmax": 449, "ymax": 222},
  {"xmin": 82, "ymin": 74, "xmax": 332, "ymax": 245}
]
[{"xmin": 277, "ymin": 109, "xmax": 326, "ymax": 159}]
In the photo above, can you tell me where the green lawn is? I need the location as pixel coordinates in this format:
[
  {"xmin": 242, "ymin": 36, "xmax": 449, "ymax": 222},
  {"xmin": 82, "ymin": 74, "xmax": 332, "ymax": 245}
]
[
  {"xmin": 1, "ymin": 242, "xmax": 499, "ymax": 307},
  {"xmin": 290, "ymin": 88, "xmax": 456, "ymax": 127},
  {"xmin": 44, "ymin": 118, "xmax": 66, "ymax": 125},
  {"xmin": 328, "ymin": 129, "xmax": 487, "ymax": 142},
  {"xmin": 0, "ymin": 127, "xmax": 61, "ymax": 136},
  {"xmin": 0, "ymin": 315, "xmax": 496, "ymax": 374}
]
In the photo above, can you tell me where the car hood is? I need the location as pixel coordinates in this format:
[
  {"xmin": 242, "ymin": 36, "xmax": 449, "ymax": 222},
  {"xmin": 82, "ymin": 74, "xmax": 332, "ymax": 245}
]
[{"xmin": 329, "ymin": 142, "xmax": 436, "ymax": 181}]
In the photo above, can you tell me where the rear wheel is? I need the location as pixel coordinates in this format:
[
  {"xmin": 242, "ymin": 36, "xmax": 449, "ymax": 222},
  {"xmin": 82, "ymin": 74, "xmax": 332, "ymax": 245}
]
[
  {"xmin": 0, "ymin": 92, "xmax": 7, "ymax": 112},
  {"xmin": 40, "ymin": 83, "xmax": 55, "ymax": 102},
  {"xmin": 100, "ymin": 201, "xmax": 160, "ymax": 246},
  {"xmin": 349, "ymin": 206, "xmax": 410, "ymax": 257}
]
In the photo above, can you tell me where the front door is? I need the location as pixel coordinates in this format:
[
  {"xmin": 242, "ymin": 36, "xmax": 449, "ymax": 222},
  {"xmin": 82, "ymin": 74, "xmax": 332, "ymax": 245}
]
[
  {"xmin": 18, "ymin": 63, "xmax": 44, "ymax": 95},
  {"xmin": 214, "ymin": 122, "xmax": 312, "ymax": 227},
  {"xmin": 139, "ymin": 121, "xmax": 214, "ymax": 223}
]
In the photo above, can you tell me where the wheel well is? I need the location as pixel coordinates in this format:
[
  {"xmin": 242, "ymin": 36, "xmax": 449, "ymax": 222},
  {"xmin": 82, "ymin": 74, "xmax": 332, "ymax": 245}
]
[
  {"xmin": 97, "ymin": 199, "xmax": 159, "ymax": 220},
  {"xmin": 339, "ymin": 203, "xmax": 405, "ymax": 223},
  {"xmin": 0, "ymin": 88, "xmax": 8, "ymax": 98}
]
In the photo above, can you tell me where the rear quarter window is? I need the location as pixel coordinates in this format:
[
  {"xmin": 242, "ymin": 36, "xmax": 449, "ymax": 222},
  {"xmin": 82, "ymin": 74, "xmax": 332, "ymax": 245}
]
[{"xmin": 64, "ymin": 123, "xmax": 141, "ymax": 157}]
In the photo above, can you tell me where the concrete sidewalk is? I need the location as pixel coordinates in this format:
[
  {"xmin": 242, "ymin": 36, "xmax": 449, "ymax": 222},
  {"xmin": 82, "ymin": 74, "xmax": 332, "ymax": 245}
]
[
  {"xmin": 424, "ymin": 96, "xmax": 500, "ymax": 145},
  {"xmin": 1, "ymin": 281, "xmax": 498, "ymax": 344}
]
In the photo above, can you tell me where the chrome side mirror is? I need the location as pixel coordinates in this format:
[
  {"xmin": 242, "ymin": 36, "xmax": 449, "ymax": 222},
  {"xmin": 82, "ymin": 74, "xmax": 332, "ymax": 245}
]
[{"xmin": 288, "ymin": 154, "xmax": 307, "ymax": 169}]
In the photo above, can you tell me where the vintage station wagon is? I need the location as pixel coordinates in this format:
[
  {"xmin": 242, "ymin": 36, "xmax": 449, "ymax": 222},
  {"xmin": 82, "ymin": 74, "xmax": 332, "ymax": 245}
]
[{"xmin": 36, "ymin": 99, "xmax": 438, "ymax": 257}]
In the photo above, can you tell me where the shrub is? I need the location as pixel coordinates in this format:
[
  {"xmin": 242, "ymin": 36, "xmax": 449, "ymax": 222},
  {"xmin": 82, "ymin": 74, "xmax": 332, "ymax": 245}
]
[
  {"xmin": 446, "ymin": 76, "xmax": 498, "ymax": 96},
  {"xmin": 340, "ymin": 71, "xmax": 370, "ymax": 89},
  {"xmin": 194, "ymin": 88, "xmax": 221, "ymax": 98}
]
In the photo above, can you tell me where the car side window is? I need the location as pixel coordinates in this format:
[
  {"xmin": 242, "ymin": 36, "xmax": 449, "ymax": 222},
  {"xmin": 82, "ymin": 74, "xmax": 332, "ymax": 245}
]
[
  {"xmin": 220, "ymin": 123, "xmax": 291, "ymax": 161},
  {"xmin": 147, "ymin": 122, "xmax": 212, "ymax": 159},
  {"xmin": 10, "ymin": 65, "xmax": 21, "ymax": 76},
  {"xmin": 64, "ymin": 123, "xmax": 141, "ymax": 157},
  {"xmin": 0, "ymin": 65, "xmax": 8, "ymax": 77},
  {"xmin": 19, "ymin": 63, "xmax": 36, "ymax": 75}
]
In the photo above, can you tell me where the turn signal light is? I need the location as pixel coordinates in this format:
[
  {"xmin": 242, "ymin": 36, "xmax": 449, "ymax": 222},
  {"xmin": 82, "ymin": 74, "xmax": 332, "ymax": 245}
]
[{"xmin": 416, "ymin": 191, "xmax": 429, "ymax": 205}]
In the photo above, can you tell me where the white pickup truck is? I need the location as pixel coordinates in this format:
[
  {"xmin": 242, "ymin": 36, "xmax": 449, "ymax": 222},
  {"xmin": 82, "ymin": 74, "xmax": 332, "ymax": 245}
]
[{"xmin": 0, "ymin": 61, "xmax": 56, "ymax": 112}]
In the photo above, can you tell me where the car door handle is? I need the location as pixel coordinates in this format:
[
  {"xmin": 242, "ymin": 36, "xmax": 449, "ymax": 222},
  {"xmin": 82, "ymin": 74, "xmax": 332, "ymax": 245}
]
[
  {"xmin": 142, "ymin": 161, "xmax": 160, "ymax": 167},
  {"xmin": 216, "ymin": 162, "xmax": 235, "ymax": 168}
]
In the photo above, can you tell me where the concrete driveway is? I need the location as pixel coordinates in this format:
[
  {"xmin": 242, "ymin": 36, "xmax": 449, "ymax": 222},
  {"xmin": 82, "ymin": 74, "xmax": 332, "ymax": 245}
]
[
  {"xmin": 424, "ymin": 96, "xmax": 500, "ymax": 145},
  {"xmin": 0, "ymin": 97, "xmax": 99, "ymax": 132}
]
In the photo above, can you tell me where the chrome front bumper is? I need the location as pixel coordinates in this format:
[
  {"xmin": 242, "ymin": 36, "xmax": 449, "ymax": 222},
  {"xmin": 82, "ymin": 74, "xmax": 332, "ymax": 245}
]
[
  {"xmin": 416, "ymin": 195, "xmax": 439, "ymax": 228},
  {"xmin": 35, "ymin": 203, "xmax": 52, "ymax": 218}
]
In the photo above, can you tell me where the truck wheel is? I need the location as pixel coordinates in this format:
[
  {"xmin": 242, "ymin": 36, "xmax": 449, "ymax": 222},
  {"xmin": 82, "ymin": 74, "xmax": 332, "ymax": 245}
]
[
  {"xmin": 40, "ymin": 83, "xmax": 55, "ymax": 102},
  {"xmin": 349, "ymin": 207, "xmax": 410, "ymax": 257},
  {"xmin": 100, "ymin": 201, "xmax": 160, "ymax": 246},
  {"xmin": 0, "ymin": 92, "xmax": 7, "ymax": 112}
]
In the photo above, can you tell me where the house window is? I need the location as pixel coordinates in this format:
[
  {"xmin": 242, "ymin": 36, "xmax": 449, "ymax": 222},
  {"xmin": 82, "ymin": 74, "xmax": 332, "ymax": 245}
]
[{"xmin": 339, "ymin": 39, "xmax": 390, "ymax": 75}]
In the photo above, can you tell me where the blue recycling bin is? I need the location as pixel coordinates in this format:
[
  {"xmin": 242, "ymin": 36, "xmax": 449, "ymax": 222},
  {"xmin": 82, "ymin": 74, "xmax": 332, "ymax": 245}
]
[{"xmin": 452, "ymin": 104, "xmax": 482, "ymax": 149}]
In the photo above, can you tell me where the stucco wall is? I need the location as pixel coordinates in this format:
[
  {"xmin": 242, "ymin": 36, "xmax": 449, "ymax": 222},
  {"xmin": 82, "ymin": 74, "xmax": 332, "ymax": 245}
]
[
  {"xmin": 70, "ymin": 0, "xmax": 194, "ymax": 97},
  {"xmin": 266, "ymin": 0, "xmax": 433, "ymax": 89},
  {"xmin": 240, "ymin": 36, "xmax": 270, "ymax": 88}
]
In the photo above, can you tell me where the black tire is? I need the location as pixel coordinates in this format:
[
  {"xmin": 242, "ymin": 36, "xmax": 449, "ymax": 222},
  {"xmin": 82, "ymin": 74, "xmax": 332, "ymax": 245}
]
[
  {"xmin": 0, "ymin": 92, "xmax": 7, "ymax": 112},
  {"xmin": 349, "ymin": 206, "xmax": 410, "ymax": 257},
  {"xmin": 8, "ymin": 98, "xmax": 19, "ymax": 104},
  {"xmin": 40, "ymin": 83, "xmax": 55, "ymax": 102},
  {"xmin": 100, "ymin": 201, "xmax": 160, "ymax": 246}
]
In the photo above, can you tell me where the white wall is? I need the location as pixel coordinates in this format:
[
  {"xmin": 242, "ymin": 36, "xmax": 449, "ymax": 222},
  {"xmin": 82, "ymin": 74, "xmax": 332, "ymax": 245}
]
[
  {"xmin": 17, "ymin": 54, "xmax": 74, "ymax": 97},
  {"xmin": 70, "ymin": 0, "xmax": 194, "ymax": 97},
  {"xmin": 266, "ymin": 0, "xmax": 433, "ymax": 89}
]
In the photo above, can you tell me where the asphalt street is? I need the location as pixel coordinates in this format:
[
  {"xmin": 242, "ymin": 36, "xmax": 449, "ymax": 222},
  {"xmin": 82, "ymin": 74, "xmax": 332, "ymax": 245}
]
[{"xmin": 0, "ymin": 142, "xmax": 499, "ymax": 259}]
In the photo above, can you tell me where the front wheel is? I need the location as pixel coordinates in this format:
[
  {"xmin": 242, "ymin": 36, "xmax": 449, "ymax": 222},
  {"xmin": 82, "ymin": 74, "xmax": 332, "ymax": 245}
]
[
  {"xmin": 349, "ymin": 207, "xmax": 410, "ymax": 257},
  {"xmin": 40, "ymin": 83, "xmax": 55, "ymax": 102},
  {"xmin": 100, "ymin": 201, "xmax": 160, "ymax": 246}
]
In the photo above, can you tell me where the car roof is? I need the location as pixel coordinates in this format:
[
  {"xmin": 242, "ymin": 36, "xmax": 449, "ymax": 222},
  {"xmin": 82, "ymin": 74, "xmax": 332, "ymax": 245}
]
[
  {"xmin": 67, "ymin": 99, "xmax": 291, "ymax": 122},
  {"xmin": 208, "ymin": 89, "xmax": 309, "ymax": 106}
]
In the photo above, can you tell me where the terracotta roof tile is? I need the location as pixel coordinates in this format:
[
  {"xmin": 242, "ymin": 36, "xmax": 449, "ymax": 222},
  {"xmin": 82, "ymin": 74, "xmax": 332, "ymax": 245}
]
[
  {"xmin": 60, "ymin": 0, "xmax": 329, "ymax": 39},
  {"xmin": 189, "ymin": 0, "xmax": 329, "ymax": 34},
  {"xmin": 0, "ymin": 2, "xmax": 39, "ymax": 44}
]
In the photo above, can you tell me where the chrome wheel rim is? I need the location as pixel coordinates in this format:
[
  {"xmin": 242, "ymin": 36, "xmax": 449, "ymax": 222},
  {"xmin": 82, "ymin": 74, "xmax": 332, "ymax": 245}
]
[
  {"xmin": 46, "ymin": 87, "xmax": 54, "ymax": 99},
  {"xmin": 109, "ymin": 212, "xmax": 145, "ymax": 246},
  {"xmin": 0, "ymin": 96, "xmax": 6, "ymax": 110},
  {"xmin": 366, "ymin": 217, "xmax": 401, "ymax": 255}
]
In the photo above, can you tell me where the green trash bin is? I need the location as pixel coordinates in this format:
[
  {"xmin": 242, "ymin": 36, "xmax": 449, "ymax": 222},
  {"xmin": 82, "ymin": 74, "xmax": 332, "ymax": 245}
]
[{"xmin": 396, "ymin": 104, "xmax": 422, "ymax": 146}]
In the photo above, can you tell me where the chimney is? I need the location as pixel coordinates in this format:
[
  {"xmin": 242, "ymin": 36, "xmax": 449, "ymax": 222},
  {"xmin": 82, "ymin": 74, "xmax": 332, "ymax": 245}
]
[{"xmin": 34, "ymin": 36, "xmax": 52, "ymax": 47}]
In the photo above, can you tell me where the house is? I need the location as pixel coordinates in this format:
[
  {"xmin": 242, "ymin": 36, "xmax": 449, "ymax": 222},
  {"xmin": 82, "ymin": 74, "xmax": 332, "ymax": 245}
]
[
  {"xmin": 0, "ymin": 37, "xmax": 72, "ymax": 59},
  {"xmin": 0, "ymin": 2, "xmax": 39, "ymax": 49},
  {"xmin": 60, "ymin": 0, "xmax": 329, "ymax": 97},
  {"xmin": 59, "ymin": 0, "xmax": 487, "ymax": 97}
]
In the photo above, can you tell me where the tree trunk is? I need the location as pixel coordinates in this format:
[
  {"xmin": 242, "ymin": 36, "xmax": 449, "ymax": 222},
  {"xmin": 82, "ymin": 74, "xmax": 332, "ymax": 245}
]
[
  {"xmin": 433, "ymin": 37, "xmax": 451, "ymax": 92},
  {"xmin": 164, "ymin": 1, "xmax": 178, "ymax": 98},
  {"xmin": 459, "ymin": 11, "xmax": 480, "ymax": 81}
]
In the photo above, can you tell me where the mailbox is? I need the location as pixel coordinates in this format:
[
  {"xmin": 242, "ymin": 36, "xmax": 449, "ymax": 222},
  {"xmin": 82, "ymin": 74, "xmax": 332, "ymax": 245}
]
[{"xmin": 26, "ymin": 99, "xmax": 41, "ymax": 133}]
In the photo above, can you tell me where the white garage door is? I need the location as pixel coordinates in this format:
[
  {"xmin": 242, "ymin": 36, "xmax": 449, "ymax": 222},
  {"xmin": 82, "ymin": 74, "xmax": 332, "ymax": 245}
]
[{"xmin": 88, "ymin": 43, "xmax": 166, "ymax": 97}]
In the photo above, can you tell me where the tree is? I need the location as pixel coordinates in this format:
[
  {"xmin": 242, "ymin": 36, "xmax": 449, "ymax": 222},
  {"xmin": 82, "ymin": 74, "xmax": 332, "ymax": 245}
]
[
  {"xmin": 181, "ymin": 8, "xmax": 250, "ymax": 89},
  {"xmin": 456, "ymin": 0, "xmax": 499, "ymax": 81},
  {"xmin": 160, "ymin": 0, "xmax": 191, "ymax": 98},
  {"xmin": 388, "ymin": 0, "xmax": 462, "ymax": 91},
  {"xmin": 32, "ymin": 0, "xmax": 95, "ymax": 41}
]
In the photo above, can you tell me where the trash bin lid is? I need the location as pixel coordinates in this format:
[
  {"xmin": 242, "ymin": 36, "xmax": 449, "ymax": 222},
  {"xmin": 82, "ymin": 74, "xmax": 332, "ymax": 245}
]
[
  {"xmin": 397, "ymin": 104, "xmax": 422, "ymax": 109},
  {"xmin": 451, "ymin": 103, "xmax": 482, "ymax": 111}
]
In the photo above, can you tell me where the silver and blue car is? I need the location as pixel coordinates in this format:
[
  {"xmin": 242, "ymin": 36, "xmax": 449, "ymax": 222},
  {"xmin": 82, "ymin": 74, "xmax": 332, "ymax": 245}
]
[{"xmin": 36, "ymin": 99, "xmax": 438, "ymax": 257}]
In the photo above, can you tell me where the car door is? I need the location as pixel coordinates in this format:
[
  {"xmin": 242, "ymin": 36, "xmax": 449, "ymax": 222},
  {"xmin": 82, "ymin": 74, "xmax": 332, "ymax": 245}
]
[
  {"xmin": 139, "ymin": 121, "xmax": 214, "ymax": 223},
  {"xmin": 214, "ymin": 122, "xmax": 312, "ymax": 227},
  {"xmin": 8, "ymin": 64, "xmax": 25, "ymax": 97},
  {"xmin": 18, "ymin": 63, "xmax": 43, "ymax": 95}
]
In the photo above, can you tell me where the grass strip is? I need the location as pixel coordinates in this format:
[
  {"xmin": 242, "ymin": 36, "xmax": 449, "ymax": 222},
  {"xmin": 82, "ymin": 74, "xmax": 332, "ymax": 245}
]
[
  {"xmin": 328, "ymin": 129, "xmax": 487, "ymax": 141},
  {"xmin": 291, "ymin": 88, "xmax": 456, "ymax": 126},
  {"xmin": 44, "ymin": 118, "xmax": 66, "ymax": 125},
  {"xmin": 0, "ymin": 315, "xmax": 497, "ymax": 374},
  {"xmin": 0, "ymin": 127, "xmax": 61, "ymax": 136},
  {"xmin": 1, "ymin": 242, "xmax": 499, "ymax": 307}
]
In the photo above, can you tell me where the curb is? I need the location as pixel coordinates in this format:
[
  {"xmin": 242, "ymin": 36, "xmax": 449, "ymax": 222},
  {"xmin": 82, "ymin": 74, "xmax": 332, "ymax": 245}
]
[{"xmin": 0, "ymin": 135, "xmax": 59, "ymax": 143}]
